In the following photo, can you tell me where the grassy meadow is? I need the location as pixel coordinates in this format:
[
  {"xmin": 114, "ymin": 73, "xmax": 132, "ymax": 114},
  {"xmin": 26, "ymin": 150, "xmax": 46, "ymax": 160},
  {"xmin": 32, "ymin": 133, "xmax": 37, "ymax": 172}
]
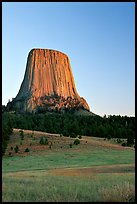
[{"xmin": 2, "ymin": 129, "xmax": 135, "ymax": 202}]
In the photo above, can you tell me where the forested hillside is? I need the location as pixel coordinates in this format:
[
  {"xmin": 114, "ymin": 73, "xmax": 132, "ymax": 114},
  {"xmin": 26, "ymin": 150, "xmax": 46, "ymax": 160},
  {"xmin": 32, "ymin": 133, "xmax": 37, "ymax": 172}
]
[{"xmin": 2, "ymin": 111, "xmax": 135, "ymax": 148}]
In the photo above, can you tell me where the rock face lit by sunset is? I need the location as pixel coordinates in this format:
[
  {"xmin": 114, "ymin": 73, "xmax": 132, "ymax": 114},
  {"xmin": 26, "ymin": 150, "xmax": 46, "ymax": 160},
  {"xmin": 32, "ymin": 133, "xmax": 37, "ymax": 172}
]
[{"xmin": 8, "ymin": 49, "xmax": 90, "ymax": 113}]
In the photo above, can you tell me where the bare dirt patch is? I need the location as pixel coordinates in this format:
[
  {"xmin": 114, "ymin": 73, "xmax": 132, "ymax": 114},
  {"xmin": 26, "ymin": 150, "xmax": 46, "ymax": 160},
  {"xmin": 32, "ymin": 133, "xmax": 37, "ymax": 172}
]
[{"xmin": 48, "ymin": 164, "xmax": 135, "ymax": 177}]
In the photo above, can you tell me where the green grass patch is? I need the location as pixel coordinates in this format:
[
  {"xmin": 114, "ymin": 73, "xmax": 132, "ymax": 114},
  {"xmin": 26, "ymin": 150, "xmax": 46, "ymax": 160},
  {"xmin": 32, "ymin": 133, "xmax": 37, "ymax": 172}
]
[{"xmin": 2, "ymin": 148, "xmax": 135, "ymax": 173}]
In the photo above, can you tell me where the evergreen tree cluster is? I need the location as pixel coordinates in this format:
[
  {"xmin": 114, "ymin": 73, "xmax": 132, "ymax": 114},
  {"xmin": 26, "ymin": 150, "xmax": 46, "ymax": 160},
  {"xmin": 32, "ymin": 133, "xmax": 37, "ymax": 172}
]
[
  {"xmin": 2, "ymin": 112, "xmax": 135, "ymax": 146},
  {"xmin": 2, "ymin": 115, "xmax": 13, "ymax": 156}
]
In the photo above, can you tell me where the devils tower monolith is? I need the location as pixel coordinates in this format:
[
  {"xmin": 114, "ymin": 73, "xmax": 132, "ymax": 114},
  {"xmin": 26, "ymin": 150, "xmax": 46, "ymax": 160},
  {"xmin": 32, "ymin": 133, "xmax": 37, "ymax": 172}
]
[{"xmin": 8, "ymin": 49, "xmax": 90, "ymax": 113}]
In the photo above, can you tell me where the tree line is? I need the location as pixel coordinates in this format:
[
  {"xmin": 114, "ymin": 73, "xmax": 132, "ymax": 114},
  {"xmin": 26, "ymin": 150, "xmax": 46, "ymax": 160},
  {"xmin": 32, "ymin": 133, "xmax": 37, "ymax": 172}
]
[{"xmin": 2, "ymin": 111, "xmax": 135, "ymax": 148}]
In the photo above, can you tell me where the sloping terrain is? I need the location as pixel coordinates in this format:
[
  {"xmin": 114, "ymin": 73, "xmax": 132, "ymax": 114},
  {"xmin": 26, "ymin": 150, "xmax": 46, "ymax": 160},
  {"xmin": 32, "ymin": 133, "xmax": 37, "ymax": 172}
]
[{"xmin": 5, "ymin": 128, "xmax": 133, "ymax": 157}]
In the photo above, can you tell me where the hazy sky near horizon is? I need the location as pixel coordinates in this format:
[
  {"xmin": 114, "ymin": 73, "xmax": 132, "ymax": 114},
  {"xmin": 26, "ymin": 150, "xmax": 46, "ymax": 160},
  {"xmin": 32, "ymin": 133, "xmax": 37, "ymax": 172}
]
[{"xmin": 2, "ymin": 2, "xmax": 135, "ymax": 116}]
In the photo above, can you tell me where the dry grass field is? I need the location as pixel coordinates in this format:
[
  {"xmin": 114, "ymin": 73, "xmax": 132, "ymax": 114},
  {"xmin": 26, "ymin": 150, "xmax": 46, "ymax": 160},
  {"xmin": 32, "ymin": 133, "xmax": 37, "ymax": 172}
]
[{"xmin": 5, "ymin": 128, "xmax": 133, "ymax": 156}]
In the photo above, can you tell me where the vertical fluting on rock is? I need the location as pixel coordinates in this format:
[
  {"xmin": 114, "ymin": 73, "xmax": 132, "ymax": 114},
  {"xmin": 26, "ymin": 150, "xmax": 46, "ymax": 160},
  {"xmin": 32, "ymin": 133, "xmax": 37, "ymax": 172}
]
[{"xmin": 10, "ymin": 48, "xmax": 90, "ymax": 112}]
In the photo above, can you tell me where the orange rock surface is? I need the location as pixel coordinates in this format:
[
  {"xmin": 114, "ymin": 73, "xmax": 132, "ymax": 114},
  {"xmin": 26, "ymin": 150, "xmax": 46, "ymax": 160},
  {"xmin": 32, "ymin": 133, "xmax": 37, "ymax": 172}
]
[{"xmin": 10, "ymin": 49, "xmax": 90, "ymax": 112}]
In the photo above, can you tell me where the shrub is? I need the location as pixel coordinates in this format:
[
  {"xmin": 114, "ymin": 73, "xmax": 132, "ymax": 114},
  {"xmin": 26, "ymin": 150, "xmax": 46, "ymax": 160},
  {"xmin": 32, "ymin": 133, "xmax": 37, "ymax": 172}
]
[
  {"xmin": 69, "ymin": 143, "xmax": 72, "ymax": 148},
  {"xmin": 19, "ymin": 130, "xmax": 24, "ymax": 140},
  {"xmin": 19, "ymin": 130, "xmax": 23, "ymax": 134},
  {"xmin": 21, "ymin": 136, "xmax": 24, "ymax": 140},
  {"xmin": 25, "ymin": 147, "xmax": 30, "ymax": 152},
  {"xmin": 40, "ymin": 136, "xmax": 44, "ymax": 144},
  {"xmin": 78, "ymin": 135, "xmax": 82, "ymax": 139},
  {"xmin": 117, "ymin": 138, "xmax": 122, "ymax": 143},
  {"xmin": 121, "ymin": 142, "xmax": 127, "ymax": 147},
  {"xmin": 10, "ymin": 146, "xmax": 13, "ymax": 150},
  {"xmin": 127, "ymin": 137, "xmax": 134, "ymax": 147},
  {"xmin": 39, "ymin": 136, "xmax": 49, "ymax": 145},
  {"xmin": 70, "ymin": 133, "xmax": 77, "ymax": 138},
  {"xmin": 74, "ymin": 139, "xmax": 80, "ymax": 145},
  {"xmin": 14, "ymin": 145, "xmax": 19, "ymax": 153},
  {"xmin": 107, "ymin": 135, "xmax": 111, "ymax": 140},
  {"xmin": 45, "ymin": 138, "xmax": 49, "ymax": 145}
]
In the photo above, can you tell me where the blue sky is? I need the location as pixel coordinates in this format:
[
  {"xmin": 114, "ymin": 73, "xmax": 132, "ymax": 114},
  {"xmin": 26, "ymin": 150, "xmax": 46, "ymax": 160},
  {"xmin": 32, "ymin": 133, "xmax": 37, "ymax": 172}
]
[{"xmin": 2, "ymin": 2, "xmax": 135, "ymax": 116}]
